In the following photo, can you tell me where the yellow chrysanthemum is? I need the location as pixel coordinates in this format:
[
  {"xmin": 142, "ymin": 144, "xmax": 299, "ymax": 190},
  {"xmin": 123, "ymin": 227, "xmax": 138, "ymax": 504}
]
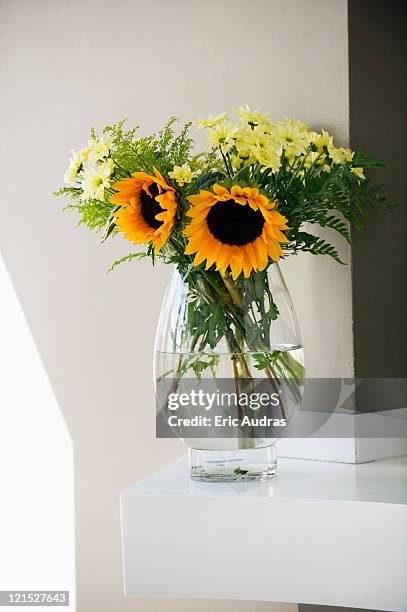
[
  {"xmin": 111, "ymin": 168, "xmax": 177, "ymax": 252},
  {"xmin": 271, "ymin": 118, "xmax": 308, "ymax": 160},
  {"xmin": 309, "ymin": 129, "xmax": 333, "ymax": 154},
  {"xmin": 184, "ymin": 184, "xmax": 289, "ymax": 280},
  {"xmin": 237, "ymin": 105, "xmax": 271, "ymax": 127},
  {"xmin": 206, "ymin": 122, "xmax": 237, "ymax": 153},
  {"xmin": 196, "ymin": 113, "xmax": 228, "ymax": 129},
  {"xmin": 235, "ymin": 125, "xmax": 281, "ymax": 172},
  {"xmin": 168, "ymin": 163, "xmax": 196, "ymax": 186},
  {"xmin": 351, "ymin": 166, "xmax": 365, "ymax": 181},
  {"xmin": 330, "ymin": 147, "xmax": 353, "ymax": 164}
]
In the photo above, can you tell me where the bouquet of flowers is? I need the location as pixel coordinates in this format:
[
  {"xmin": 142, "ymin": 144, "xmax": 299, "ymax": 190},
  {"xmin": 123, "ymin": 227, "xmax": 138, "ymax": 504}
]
[{"xmin": 56, "ymin": 106, "xmax": 392, "ymax": 401}]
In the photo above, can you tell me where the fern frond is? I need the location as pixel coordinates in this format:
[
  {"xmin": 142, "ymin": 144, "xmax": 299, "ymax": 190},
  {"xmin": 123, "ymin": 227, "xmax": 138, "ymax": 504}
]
[
  {"xmin": 292, "ymin": 232, "xmax": 345, "ymax": 264},
  {"xmin": 316, "ymin": 214, "xmax": 351, "ymax": 243},
  {"xmin": 352, "ymin": 150, "xmax": 384, "ymax": 168}
]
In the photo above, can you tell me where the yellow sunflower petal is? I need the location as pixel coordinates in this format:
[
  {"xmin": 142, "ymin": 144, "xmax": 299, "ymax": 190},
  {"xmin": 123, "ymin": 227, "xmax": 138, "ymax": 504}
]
[
  {"xmin": 244, "ymin": 242, "xmax": 258, "ymax": 271},
  {"xmin": 187, "ymin": 191, "xmax": 215, "ymax": 207},
  {"xmin": 253, "ymin": 237, "xmax": 268, "ymax": 270},
  {"xmin": 216, "ymin": 244, "xmax": 233, "ymax": 273},
  {"xmin": 231, "ymin": 185, "xmax": 243, "ymax": 197},
  {"xmin": 194, "ymin": 249, "xmax": 209, "ymax": 267},
  {"xmin": 266, "ymin": 239, "xmax": 283, "ymax": 262},
  {"xmin": 229, "ymin": 248, "xmax": 244, "ymax": 280},
  {"xmin": 205, "ymin": 240, "xmax": 222, "ymax": 269},
  {"xmin": 212, "ymin": 184, "xmax": 229, "ymax": 196},
  {"xmin": 152, "ymin": 167, "xmax": 171, "ymax": 188},
  {"xmin": 242, "ymin": 249, "xmax": 253, "ymax": 278}
]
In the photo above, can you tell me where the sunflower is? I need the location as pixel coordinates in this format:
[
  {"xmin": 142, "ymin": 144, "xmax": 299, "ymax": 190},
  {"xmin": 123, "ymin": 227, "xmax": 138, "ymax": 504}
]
[
  {"xmin": 184, "ymin": 184, "xmax": 289, "ymax": 279},
  {"xmin": 111, "ymin": 168, "xmax": 177, "ymax": 252}
]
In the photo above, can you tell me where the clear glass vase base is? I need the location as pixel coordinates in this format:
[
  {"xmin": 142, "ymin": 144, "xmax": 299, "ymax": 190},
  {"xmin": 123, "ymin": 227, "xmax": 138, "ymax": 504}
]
[{"xmin": 189, "ymin": 445, "xmax": 277, "ymax": 482}]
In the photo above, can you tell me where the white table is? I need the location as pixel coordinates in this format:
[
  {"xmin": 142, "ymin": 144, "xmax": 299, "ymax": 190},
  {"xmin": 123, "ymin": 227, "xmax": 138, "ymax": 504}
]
[{"xmin": 120, "ymin": 456, "xmax": 407, "ymax": 610}]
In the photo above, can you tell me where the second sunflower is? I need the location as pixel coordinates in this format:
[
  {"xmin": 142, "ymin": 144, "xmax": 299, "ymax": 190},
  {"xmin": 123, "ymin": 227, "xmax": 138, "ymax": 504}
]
[{"xmin": 111, "ymin": 168, "xmax": 177, "ymax": 252}]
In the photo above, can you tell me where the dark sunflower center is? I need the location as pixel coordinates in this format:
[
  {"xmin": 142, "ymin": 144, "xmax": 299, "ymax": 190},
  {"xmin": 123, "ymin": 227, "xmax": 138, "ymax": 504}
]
[
  {"xmin": 206, "ymin": 199, "xmax": 265, "ymax": 246},
  {"xmin": 140, "ymin": 183, "xmax": 163, "ymax": 229}
]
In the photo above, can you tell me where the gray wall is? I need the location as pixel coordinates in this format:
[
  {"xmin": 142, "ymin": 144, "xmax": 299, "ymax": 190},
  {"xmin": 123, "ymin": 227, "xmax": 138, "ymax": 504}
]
[{"xmin": 349, "ymin": 0, "xmax": 407, "ymax": 377}]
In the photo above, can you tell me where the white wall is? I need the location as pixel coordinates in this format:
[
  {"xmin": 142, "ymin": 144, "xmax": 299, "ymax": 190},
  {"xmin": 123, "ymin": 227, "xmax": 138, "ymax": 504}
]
[{"xmin": 0, "ymin": 1, "xmax": 350, "ymax": 611}]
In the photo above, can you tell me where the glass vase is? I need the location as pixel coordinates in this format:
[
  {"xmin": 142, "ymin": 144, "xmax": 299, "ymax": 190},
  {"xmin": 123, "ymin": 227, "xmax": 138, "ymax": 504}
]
[{"xmin": 154, "ymin": 264, "xmax": 304, "ymax": 482}]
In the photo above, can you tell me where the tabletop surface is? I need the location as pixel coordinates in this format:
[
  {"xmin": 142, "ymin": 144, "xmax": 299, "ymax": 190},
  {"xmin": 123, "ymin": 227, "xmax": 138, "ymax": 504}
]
[{"xmin": 122, "ymin": 454, "xmax": 407, "ymax": 505}]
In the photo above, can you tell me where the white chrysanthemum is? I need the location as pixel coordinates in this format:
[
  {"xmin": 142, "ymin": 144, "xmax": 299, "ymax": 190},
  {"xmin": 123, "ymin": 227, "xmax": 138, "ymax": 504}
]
[
  {"xmin": 168, "ymin": 163, "xmax": 196, "ymax": 186},
  {"xmin": 86, "ymin": 135, "xmax": 112, "ymax": 164},
  {"xmin": 64, "ymin": 150, "xmax": 83, "ymax": 185},
  {"xmin": 99, "ymin": 158, "xmax": 114, "ymax": 178},
  {"xmin": 81, "ymin": 158, "xmax": 114, "ymax": 201}
]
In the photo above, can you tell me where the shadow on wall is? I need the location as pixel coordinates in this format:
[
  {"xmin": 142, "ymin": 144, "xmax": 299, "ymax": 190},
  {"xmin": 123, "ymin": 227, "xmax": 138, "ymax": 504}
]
[{"xmin": 349, "ymin": 0, "xmax": 407, "ymax": 378}]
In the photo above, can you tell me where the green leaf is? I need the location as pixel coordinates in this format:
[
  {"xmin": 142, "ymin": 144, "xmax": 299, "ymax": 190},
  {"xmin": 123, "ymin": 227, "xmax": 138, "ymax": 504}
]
[
  {"xmin": 253, "ymin": 351, "xmax": 281, "ymax": 371},
  {"xmin": 233, "ymin": 467, "xmax": 249, "ymax": 475},
  {"xmin": 190, "ymin": 355, "xmax": 219, "ymax": 380},
  {"xmin": 101, "ymin": 205, "xmax": 121, "ymax": 243},
  {"xmin": 232, "ymin": 165, "xmax": 251, "ymax": 184},
  {"xmin": 194, "ymin": 171, "xmax": 225, "ymax": 191}
]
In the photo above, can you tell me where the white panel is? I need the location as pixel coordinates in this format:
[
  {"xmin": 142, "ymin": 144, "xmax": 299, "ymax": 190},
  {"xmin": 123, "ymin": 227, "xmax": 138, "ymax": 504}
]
[
  {"xmin": 121, "ymin": 456, "xmax": 407, "ymax": 609},
  {"xmin": 0, "ymin": 256, "xmax": 75, "ymax": 609}
]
